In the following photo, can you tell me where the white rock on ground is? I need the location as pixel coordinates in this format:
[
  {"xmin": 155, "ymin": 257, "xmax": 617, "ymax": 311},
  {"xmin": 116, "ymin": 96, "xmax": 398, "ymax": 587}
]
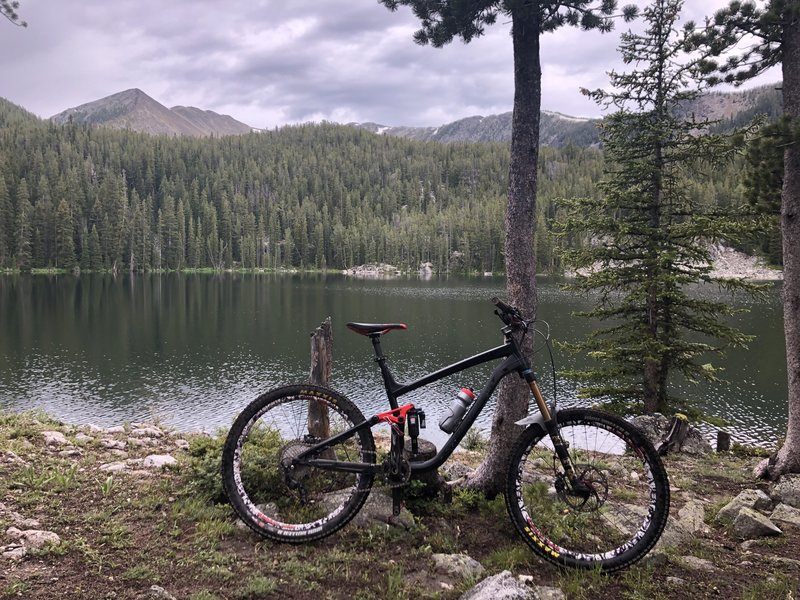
[
  {"xmin": 42, "ymin": 431, "xmax": 69, "ymax": 446},
  {"xmin": 142, "ymin": 454, "xmax": 177, "ymax": 468},
  {"xmin": 459, "ymin": 570, "xmax": 536, "ymax": 600},
  {"xmin": 431, "ymin": 553, "xmax": 485, "ymax": 580}
]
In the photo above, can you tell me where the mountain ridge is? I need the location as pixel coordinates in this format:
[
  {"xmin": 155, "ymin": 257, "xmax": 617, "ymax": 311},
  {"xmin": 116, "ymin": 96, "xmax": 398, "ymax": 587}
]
[
  {"xmin": 49, "ymin": 89, "xmax": 253, "ymax": 138},
  {"xmin": 36, "ymin": 82, "xmax": 784, "ymax": 145}
]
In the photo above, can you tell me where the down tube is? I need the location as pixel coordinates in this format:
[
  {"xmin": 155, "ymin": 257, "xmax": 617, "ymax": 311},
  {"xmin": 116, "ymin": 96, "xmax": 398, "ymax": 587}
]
[{"xmin": 408, "ymin": 353, "xmax": 524, "ymax": 474}]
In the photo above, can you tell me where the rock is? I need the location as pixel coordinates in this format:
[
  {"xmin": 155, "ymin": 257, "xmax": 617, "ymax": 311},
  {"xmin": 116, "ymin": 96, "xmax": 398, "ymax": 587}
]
[
  {"xmin": 764, "ymin": 555, "xmax": 800, "ymax": 568},
  {"xmin": 716, "ymin": 489, "xmax": 772, "ymax": 522},
  {"xmin": 18, "ymin": 529, "xmax": 61, "ymax": 550},
  {"xmin": 85, "ymin": 423, "xmax": 104, "ymax": 433},
  {"xmin": 654, "ymin": 516, "xmax": 693, "ymax": 550},
  {"xmin": 641, "ymin": 550, "xmax": 670, "ymax": 567},
  {"xmin": 322, "ymin": 490, "xmax": 414, "ymax": 529},
  {"xmin": 630, "ymin": 414, "xmax": 712, "ymax": 455},
  {"xmin": 142, "ymin": 455, "xmax": 177, "ymax": 469},
  {"xmin": 58, "ymin": 449, "xmax": 83, "ymax": 458},
  {"xmin": 681, "ymin": 556, "xmax": 719, "ymax": 572},
  {"xmin": 1, "ymin": 544, "xmax": 25, "ymax": 561},
  {"xmin": 1, "ymin": 450, "xmax": 26, "ymax": 465},
  {"xmin": 441, "ymin": 462, "xmax": 474, "ymax": 481},
  {"xmin": 770, "ymin": 503, "xmax": 800, "ymax": 526},
  {"xmin": 771, "ymin": 474, "xmax": 800, "ymax": 508},
  {"xmin": 432, "ymin": 553, "xmax": 485, "ymax": 580},
  {"xmin": 74, "ymin": 432, "xmax": 94, "ymax": 445},
  {"xmin": 99, "ymin": 462, "xmax": 127, "ymax": 473},
  {"xmin": 173, "ymin": 439, "xmax": 190, "ymax": 450},
  {"xmin": 459, "ymin": 570, "xmax": 536, "ymax": 600},
  {"xmin": 131, "ymin": 427, "xmax": 164, "ymax": 438},
  {"xmin": 6, "ymin": 526, "xmax": 23, "ymax": 539},
  {"xmin": 534, "ymin": 586, "xmax": 565, "ymax": 600},
  {"xmin": 42, "ymin": 431, "xmax": 69, "ymax": 446},
  {"xmin": 149, "ymin": 585, "xmax": 177, "ymax": 600},
  {"xmin": 100, "ymin": 438, "xmax": 126, "ymax": 450},
  {"xmin": 667, "ymin": 577, "xmax": 687, "ymax": 586},
  {"xmin": 105, "ymin": 426, "xmax": 126, "ymax": 435},
  {"xmin": 677, "ymin": 499, "xmax": 706, "ymax": 532},
  {"xmin": 733, "ymin": 507, "xmax": 782, "ymax": 539}
]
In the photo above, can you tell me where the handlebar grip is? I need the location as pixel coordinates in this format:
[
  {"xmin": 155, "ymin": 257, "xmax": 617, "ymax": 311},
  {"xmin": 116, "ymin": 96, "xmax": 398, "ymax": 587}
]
[{"xmin": 491, "ymin": 296, "xmax": 516, "ymax": 315}]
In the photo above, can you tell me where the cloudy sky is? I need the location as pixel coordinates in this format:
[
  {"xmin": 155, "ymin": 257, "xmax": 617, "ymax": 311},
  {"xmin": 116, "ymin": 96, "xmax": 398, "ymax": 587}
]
[{"xmin": 1, "ymin": 0, "xmax": 780, "ymax": 129}]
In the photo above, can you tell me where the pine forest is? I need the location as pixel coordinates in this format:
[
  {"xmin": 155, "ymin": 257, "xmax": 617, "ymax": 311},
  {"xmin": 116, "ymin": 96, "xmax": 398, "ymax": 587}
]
[{"xmin": 0, "ymin": 95, "xmax": 772, "ymax": 274}]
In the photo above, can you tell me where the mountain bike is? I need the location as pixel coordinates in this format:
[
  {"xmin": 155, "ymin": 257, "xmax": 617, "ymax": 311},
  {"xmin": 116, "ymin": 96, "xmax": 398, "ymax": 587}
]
[{"xmin": 222, "ymin": 297, "xmax": 670, "ymax": 572}]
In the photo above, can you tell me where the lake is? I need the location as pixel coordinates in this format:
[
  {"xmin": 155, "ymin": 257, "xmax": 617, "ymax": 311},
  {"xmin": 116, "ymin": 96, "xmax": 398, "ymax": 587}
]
[{"xmin": 0, "ymin": 273, "xmax": 787, "ymax": 448}]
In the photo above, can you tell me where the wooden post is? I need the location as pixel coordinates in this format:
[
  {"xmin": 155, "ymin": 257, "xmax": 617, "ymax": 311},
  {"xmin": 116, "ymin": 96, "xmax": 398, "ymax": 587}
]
[
  {"xmin": 308, "ymin": 317, "xmax": 332, "ymax": 439},
  {"xmin": 716, "ymin": 430, "xmax": 731, "ymax": 452}
]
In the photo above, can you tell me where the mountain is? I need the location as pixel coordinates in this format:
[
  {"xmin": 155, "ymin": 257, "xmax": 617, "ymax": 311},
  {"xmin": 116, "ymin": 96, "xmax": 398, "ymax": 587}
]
[
  {"xmin": 49, "ymin": 89, "xmax": 253, "ymax": 137},
  {"xmin": 351, "ymin": 83, "xmax": 782, "ymax": 147},
  {"xmin": 352, "ymin": 110, "xmax": 601, "ymax": 148}
]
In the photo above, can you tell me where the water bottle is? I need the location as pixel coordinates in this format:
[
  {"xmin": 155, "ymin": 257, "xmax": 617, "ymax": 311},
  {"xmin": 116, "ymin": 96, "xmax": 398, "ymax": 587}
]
[{"xmin": 439, "ymin": 387, "xmax": 476, "ymax": 433}]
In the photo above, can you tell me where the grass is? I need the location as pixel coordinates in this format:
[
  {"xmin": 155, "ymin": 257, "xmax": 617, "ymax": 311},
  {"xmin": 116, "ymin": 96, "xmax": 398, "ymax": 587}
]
[{"xmin": 1, "ymin": 410, "xmax": 798, "ymax": 600}]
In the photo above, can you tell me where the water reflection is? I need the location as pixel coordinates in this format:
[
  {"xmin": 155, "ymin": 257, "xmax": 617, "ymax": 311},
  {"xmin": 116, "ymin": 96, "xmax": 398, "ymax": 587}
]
[{"xmin": 0, "ymin": 273, "xmax": 787, "ymax": 447}]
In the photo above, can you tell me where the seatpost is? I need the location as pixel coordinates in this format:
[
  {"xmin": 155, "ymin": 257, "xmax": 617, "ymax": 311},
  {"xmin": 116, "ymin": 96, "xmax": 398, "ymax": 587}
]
[{"xmin": 370, "ymin": 334, "xmax": 399, "ymax": 409}]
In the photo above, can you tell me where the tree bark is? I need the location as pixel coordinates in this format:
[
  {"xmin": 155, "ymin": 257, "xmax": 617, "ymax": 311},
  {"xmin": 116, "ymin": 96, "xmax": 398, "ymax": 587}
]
[
  {"xmin": 768, "ymin": 11, "xmax": 800, "ymax": 478},
  {"xmin": 467, "ymin": 5, "xmax": 540, "ymax": 495}
]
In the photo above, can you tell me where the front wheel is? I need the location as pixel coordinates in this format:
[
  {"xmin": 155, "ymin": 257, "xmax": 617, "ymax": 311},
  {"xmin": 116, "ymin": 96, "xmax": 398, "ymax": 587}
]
[
  {"xmin": 222, "ymin": 384, "xmax": 376, "ymax": 543},
  {"xmin": 505, "ymin": 408, "xmax": 670, "ymax": 572}
]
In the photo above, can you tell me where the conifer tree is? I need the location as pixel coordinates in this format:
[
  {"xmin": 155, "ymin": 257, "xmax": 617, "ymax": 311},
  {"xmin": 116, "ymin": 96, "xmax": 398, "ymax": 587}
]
[
  {"xmin": 380, "ymin": 0, "xmax": 637, "ymax": 493},
  {"xmin": 14, "ymin": 178, "xmax": 32, "ymax": 271},
  {"xmin": 691, "ymin": 0, "xmax": 800, "ymax": 477},
  {"xmin": 559, "ymin": 0, "xmax": 762, "ymax": 416},
  {"xmin": 54, "ymin": 198, "xmax": 76, "ymax": 270}
]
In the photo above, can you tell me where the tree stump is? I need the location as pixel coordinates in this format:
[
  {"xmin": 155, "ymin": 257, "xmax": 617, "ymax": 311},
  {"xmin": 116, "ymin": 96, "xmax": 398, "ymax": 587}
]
[
  {"xmin": 308, "ymin": 317, "xmax": 332, "ymax": 439},
  {"xmin": 656, "ymin": 413, "xmax": 690, "ymax": 456},
  {"xmin": 406, "ymin": 439, "xmax": 451, "ymax": 502}
]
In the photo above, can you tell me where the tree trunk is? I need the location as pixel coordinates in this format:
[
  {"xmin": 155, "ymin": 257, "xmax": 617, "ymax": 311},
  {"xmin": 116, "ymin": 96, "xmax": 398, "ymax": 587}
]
[
  {"xmin": 467, "ymin": 6, "xmax": 540, "ymax": 496},
  {"xmin": 767, "ymin": 13, "xmax": 800, "ymax": 478}
]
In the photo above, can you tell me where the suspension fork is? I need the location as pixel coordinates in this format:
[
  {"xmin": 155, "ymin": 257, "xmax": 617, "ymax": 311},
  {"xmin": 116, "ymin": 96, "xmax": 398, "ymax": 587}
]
[{"xmin": 525, "ymin": 372, "xmax": 589, "ymax": 497}]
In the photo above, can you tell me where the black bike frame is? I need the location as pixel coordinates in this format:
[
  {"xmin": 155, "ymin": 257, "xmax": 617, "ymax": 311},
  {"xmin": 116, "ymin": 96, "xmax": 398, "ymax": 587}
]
[{"xmin": 297, "ymin": 328, "xmax": 537, "ymax": 475}]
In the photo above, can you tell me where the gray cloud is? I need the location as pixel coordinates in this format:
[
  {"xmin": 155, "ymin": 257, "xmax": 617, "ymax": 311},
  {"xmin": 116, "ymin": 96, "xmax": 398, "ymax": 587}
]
[{"xmin": 1, "ymin": 0, "xmax": 780, "ymax": 129}]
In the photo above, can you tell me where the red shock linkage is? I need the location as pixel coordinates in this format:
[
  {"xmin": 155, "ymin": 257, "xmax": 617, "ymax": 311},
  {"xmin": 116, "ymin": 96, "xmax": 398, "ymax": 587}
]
[{"xmin": 376, "ymin": 403, "xmax": 415, "ymax": 435}]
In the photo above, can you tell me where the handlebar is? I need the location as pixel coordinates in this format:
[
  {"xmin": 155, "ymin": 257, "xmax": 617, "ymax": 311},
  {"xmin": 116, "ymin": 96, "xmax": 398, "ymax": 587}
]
[{"xmin": 491, "ymin": 296, "xmax": 528, "ymax": 331}]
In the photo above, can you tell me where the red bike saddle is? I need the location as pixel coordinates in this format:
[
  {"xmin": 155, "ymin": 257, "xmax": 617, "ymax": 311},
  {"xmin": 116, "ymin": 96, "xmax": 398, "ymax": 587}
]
[{"xmin": 346, "ymin": 322, "xmax": 408, "ymax": 336}]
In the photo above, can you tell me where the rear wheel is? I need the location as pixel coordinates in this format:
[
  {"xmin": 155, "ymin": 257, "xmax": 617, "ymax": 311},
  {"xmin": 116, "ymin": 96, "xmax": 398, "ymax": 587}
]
[
  {"xmin": 222, "ymin": 384, "xmax": 375, "ymax": 542},
  {"xmin": 505, "ymin": 408, "xmax": 669, "ymax": 571}
]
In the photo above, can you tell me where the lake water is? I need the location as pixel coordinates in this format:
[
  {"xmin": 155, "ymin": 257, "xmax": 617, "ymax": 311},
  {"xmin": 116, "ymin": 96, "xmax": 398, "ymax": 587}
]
[{"xmin": 0, "ymin": 273, "xmax": 787, "ymax": 448}]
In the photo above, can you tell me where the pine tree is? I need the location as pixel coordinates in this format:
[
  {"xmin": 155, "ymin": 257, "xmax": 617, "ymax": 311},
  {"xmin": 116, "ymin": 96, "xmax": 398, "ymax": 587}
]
[
  {"xmin": 54, "ymin": 198, "xmax": 76, "ymax": 270},
  {"xmin": 14, "ymin": 178, "xmax": 32, "ymax": 271},
  {"xmin": 691, "ymin": 0, "xmax": 800, "ymax": 478},
  {"xmin": 380, "ymin": 0, "xmax": 637, "ymax": 494},
  {"xmin": 559, "ymin": 0, "xmax": 763, "ymax": 416}
]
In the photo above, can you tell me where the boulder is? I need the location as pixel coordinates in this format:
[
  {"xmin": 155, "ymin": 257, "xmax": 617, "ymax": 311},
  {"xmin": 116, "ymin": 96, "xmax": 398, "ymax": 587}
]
[
  {"xmin": 459, "ymin": 571, "xmax": 536, "ymax": 600},
  {"xmin": 733, "ymin": 507, "xmax": 782, "ymax": 539},
  {"xmin": 677, "ymin": 499, "xmax": 706, "ymax": 532},
  {"xmin": 630, "ymin": 414, "xmax": 712, "ymax": 455},
  {"xmin": 771, "ymin": 474, "xmax": 800, "ymax": 509},
  {"xmin": 770, "ymin": 503, "xmax": 800, "ymax": 526},
  {"xmin": 715, "ymin": 489, "xmax": 772, "ymax": 522}
]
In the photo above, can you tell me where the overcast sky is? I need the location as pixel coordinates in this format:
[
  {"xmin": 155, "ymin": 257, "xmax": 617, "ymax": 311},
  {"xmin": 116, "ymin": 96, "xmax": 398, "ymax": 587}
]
[{"xmin": 1, "ymin": 0, "xmax": 781, "ymax": 129}]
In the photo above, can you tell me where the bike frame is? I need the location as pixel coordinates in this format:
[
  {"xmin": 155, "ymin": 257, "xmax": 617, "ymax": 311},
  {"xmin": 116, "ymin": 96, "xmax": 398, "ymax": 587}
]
[{"xmin": 296, "ymin": 324, "xmax": 572, "ymax": 479}]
